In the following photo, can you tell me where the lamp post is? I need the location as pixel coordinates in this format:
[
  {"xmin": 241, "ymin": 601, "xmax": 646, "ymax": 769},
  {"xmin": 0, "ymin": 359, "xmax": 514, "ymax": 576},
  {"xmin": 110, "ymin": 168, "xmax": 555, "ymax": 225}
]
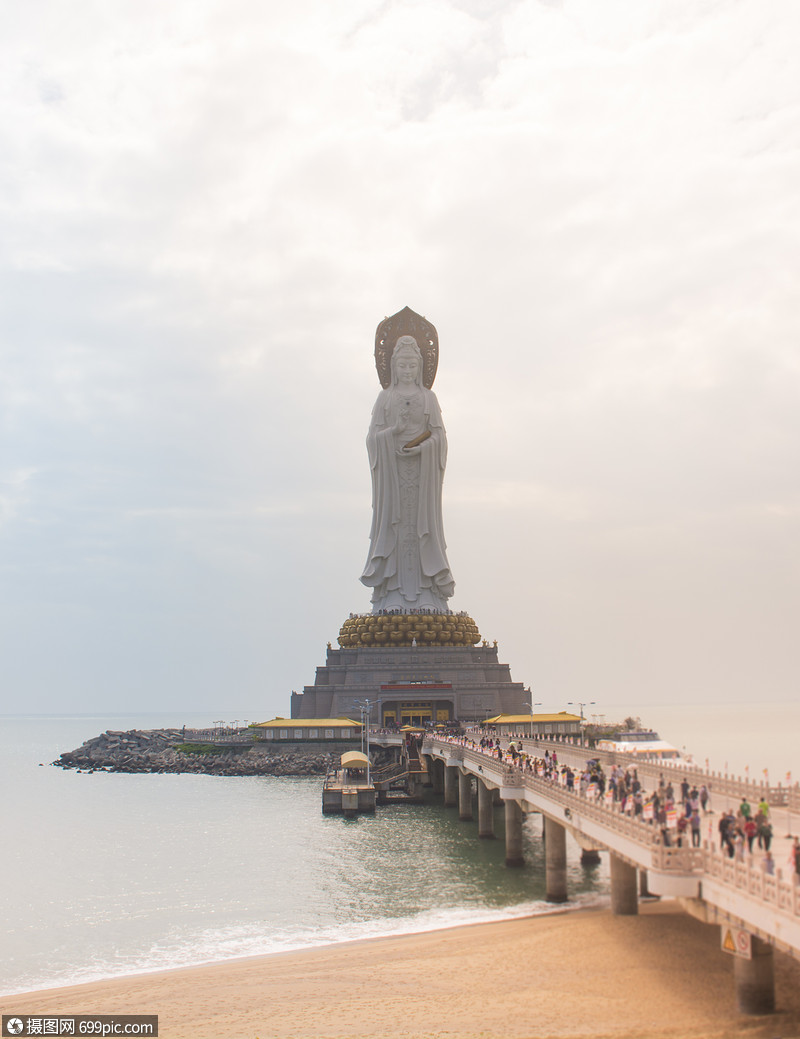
[
  {"xmin": 567, "ymin": 701, "xmax": 595, "ymax": 745},
  {"xmin": 524, "ymin": 699, "xmax": 543, "ymax": 740},
  {"xmin": 352, "ymin": 699, "xmax": 376, "ymax": 784}
]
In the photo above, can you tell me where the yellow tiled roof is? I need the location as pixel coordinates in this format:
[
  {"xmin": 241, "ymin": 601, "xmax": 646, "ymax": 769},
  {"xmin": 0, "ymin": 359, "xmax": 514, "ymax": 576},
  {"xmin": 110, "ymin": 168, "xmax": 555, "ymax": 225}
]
[
  {"xmin": 486, "ymin": 713, "xmax": 581, "ymax": 724},
  {"xmin": 252, "ymin": 717, "xmax": 362, "ymax": 729}
]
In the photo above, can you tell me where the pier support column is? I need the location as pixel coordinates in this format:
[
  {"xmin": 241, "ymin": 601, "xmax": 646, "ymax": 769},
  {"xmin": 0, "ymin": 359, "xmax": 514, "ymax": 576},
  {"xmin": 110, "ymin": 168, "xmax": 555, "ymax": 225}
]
[
  {"xmin": 544, "ymin": 816, "xmax": 567, "ymax": 903},
  {"xmin": 609, "ymin": 854, "xmax": 638, "ymax": 915},
  {"xmin": 458, "ymin": 771, "xmax": 473, "ymax": 821},
  {"xmin": 734, "ymin": 936, "xmax": 775, "ymax": 1015},
  {"xmin": 504, "ymin": 800, "xmax": 524, "ymax": 867},
  {"xmin": 431, "ymin": 759, "xmax": 443, "ymax": 794},
  {"xmin": 639, "ymin": 869, "xmax": 656, "ymax": 898},
  {"xmin": 444, "ymin": 764, "xmax": 458, "ymax": 807},
  {"xmin": 477, "ymin": 779, "xmax": 495, "ymax": 838}
]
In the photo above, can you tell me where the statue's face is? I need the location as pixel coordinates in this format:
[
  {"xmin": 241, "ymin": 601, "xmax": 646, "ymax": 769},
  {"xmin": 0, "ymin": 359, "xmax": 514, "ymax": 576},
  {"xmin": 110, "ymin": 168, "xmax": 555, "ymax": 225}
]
[{"xmin": 395, "ymin": 350, "xmax": 420, "ymax": 385}]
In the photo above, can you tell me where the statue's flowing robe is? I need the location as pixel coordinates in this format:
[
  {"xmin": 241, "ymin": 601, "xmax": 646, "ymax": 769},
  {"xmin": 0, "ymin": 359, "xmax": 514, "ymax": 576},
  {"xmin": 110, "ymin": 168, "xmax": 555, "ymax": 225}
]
[{"xmin": 360, "ymin": 386, "xmax": 454, "ymax": 608}]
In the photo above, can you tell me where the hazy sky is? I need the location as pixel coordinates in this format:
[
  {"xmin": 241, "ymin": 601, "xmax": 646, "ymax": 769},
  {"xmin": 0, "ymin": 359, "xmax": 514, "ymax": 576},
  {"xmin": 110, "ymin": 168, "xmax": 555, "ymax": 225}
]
[{"xmin": 2, "ymin": 0, "xmax": 798, "ymax": 722}]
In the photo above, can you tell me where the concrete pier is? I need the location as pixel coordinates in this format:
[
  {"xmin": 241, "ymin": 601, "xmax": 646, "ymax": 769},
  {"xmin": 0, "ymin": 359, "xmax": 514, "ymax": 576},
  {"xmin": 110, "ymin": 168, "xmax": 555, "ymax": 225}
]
[
  {"xmin": 544, "ymin": 816, "xmax": 567, "ymax": 902},
  {"xmin": 458, "ymin": 771, "xmax": 473, "ymax": 821},
  {"xmin": 477, "ymin": 778, "xmax": 495, "ymax": 838},
  {"xmin": 504, "ymin": 799, "xmax": 524, "ymax": 867},
  {"xmin": 609, "ymin": 854, "xmax": 638, "ymax": 915},
  {"xmin": 444, "ymin": 764, "xmax": 458, "ymax": 807},
  {"xmin": 366, "ymin": 730, "xmax": 800, "ymax": 1021},
  {"xmin": 734, "ymin": 936, "xmax": 775, "ymax": 1015}
]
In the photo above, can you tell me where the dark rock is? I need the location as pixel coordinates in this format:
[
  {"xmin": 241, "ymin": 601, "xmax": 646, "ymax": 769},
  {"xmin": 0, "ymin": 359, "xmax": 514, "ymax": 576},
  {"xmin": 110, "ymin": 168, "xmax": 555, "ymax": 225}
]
[{"xmin": 53, "ymin": 727, "xmax": 341, "ymax": 778}]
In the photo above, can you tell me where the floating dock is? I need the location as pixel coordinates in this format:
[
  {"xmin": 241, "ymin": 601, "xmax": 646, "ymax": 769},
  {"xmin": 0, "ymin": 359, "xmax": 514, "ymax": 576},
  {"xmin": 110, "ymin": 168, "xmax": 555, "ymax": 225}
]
[{"xmin": 322, "ymin": 751, "xmax": 376, "ymax": 815}]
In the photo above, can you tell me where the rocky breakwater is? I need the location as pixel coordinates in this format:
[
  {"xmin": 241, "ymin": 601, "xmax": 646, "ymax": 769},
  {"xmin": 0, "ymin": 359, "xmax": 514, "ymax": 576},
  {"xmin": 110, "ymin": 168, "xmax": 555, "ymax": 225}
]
[{"xmin": 53, "ymin": 729, "xmax": 338, "ymax": 777}]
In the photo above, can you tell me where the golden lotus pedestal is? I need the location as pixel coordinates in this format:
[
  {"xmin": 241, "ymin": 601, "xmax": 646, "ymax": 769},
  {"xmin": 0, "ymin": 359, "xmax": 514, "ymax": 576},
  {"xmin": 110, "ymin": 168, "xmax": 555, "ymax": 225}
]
[{"xmin": 337, "ymin": 613, "xmax": 481, "ymax": 649}]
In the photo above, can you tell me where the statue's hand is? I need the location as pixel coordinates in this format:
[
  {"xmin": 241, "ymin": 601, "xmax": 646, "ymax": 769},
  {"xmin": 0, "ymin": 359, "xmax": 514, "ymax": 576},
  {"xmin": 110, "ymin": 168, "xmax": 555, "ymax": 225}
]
[{"xmin": 400, "ymin": 443, "xmax": 422, "ymax": 456}]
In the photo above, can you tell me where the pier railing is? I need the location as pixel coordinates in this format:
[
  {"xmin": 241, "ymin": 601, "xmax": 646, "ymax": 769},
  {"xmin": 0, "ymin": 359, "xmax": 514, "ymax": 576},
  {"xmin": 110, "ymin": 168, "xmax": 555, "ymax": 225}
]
[
  {"xmin": 701, "ymin": 848, "xmax": 800, "ymax": 916},
  {"xmin": 495, "ymin": 733, "xmax": 800, "ymax": 811}
]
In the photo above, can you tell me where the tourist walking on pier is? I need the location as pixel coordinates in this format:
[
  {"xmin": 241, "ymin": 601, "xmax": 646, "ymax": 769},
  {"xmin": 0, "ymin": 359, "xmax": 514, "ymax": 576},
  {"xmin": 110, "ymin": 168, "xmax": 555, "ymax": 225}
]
[
  {"xmin": 759, "ymin": 817, "xmax": 773, "ymax": 852},
  {"xmin": 744, "ymin": 817, "xmax": 758, "ymax": 854},
  {"xmin": 690, "ymin": 809, "xmax": 702, "ymax": 847},
  {"xmin": 719, "ymin": 812, "xmax": 735, "ymax": 857}
]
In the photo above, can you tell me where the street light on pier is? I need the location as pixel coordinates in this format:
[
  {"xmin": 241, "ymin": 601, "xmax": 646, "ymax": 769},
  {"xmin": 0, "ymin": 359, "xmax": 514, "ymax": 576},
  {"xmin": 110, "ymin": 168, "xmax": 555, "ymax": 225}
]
[
  {"xmin": 351, "ymin": 699, "xmax": 376, "ymax": 784},
  {"xmin": 567, "ymin": 702, "xmax": 595, "ymax": 744},
  {"xmin": 567, "ymin": 701, "xmax": 595, "ymax": 724},
  {"xmin": 524, "ymin": 697, "xmax": 543, "ymax": 740}
]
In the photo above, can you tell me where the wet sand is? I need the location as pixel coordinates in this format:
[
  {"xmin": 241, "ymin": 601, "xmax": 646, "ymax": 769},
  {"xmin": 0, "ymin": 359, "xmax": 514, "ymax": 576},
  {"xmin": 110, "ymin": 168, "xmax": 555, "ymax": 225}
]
[{"xmin": 3, "ymin": 902, "xmax": 800, "ymax": 1039}]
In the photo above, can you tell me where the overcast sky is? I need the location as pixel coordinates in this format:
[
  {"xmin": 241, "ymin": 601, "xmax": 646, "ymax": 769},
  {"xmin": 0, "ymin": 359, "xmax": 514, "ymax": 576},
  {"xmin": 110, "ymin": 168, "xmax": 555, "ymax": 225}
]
[{"xmin": 2, "ymin": 0, "xmax": 798, "ymax": 725}]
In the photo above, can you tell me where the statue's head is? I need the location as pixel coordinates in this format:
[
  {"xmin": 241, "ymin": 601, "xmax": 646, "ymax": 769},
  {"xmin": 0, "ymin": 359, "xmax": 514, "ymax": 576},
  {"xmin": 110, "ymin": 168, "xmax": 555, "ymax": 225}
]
[{"xmin": 391, "ymin": 336, "xmax": 423, "ymax": 387}]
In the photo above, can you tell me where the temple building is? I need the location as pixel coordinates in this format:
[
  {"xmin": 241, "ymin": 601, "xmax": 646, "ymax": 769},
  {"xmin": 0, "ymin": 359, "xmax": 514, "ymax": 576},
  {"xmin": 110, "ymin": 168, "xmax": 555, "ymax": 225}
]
[
  {"xmin": 252, "ymin": 717, "xmax": 362, "ymax": 742},
  {"xmin": 485, "ymin": 712, "xmax": 582, "ymax": 737}
]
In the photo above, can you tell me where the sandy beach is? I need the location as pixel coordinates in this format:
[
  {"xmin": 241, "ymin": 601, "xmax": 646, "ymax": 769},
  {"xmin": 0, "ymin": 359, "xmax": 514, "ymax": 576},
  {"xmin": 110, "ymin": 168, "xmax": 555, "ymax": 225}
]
[{"xmin": 3, "ymin": 902, "xmax": 800, "ymax": 1039}]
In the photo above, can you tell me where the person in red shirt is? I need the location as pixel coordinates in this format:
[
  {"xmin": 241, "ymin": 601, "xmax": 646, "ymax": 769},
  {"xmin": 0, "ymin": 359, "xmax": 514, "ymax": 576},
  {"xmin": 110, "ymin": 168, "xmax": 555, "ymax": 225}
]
[{"xmin": 744, "ymin": 816, "xmax": 758, "ymax": 853}]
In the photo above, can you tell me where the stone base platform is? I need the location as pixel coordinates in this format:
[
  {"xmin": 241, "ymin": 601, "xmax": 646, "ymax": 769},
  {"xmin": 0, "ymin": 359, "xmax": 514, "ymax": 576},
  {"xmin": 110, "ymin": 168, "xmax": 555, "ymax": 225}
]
[{"xmin": 291, "ymin": 634, "xmax": 529, "ymax": 727}]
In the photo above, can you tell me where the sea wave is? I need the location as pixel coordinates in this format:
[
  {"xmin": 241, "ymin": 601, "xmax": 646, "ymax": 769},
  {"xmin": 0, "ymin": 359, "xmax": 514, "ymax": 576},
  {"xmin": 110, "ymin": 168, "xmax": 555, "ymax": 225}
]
[{"xmin": 3, "ymin": 892, "xmax": 609, "ymax": 997}]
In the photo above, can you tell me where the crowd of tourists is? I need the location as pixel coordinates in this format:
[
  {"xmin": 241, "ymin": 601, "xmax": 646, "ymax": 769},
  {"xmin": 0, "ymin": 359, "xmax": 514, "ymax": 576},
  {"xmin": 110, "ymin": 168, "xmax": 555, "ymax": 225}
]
[
  {"xmin": 430, "ymin": 731, "xmax": 788, "ymax": 874},
  {"xmin": 716, "ymin": 799, "xmax": 774, "ymax": 861}
]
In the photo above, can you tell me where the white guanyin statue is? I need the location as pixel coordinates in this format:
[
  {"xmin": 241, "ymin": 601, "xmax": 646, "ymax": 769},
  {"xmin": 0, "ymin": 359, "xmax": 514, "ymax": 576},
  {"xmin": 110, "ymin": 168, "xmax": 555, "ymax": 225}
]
[{"xmin": 360, "ymin": 331, "xmax": 455, "ymax": 612}]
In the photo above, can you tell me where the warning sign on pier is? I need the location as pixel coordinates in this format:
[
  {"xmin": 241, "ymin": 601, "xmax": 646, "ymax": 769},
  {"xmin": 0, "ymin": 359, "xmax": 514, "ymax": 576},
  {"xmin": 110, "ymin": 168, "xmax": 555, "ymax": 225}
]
[{"xmin": 721, "ymin": 927, "xmax": 752, "ymax": 959}]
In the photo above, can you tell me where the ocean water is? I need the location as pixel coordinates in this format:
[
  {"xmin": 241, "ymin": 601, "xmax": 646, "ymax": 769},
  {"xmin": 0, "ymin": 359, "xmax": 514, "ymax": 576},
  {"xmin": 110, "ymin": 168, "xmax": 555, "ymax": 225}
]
[
  {"xmin": 0, "ymin": 715, "xmax": 606, "ymax": 997},
  {"xmin": 601, "ymin": 698, "xmax": 800, "ymax": 782},
  {"xmin": 2, "ymin": 700, "xmax": 796, "ymax": 997}
]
